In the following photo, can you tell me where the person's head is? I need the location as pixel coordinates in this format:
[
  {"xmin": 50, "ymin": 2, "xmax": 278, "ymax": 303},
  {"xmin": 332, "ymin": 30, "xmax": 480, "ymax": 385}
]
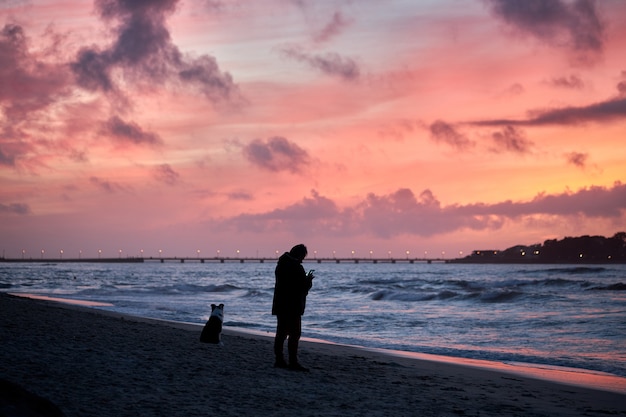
[{"xmin": 289, "ymin": 244, "xmax": 308, "ymax": 262}]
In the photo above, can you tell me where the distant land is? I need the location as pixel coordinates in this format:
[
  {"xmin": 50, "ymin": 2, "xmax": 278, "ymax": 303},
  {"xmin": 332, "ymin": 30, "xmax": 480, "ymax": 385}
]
[{"xmin": 451, "ymin": 232, "xmax": 626, "ymax": 264}]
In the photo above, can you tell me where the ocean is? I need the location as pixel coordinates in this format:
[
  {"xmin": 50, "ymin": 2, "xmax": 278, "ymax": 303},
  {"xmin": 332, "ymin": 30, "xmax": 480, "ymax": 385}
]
[{"xmin": 1, "ymin": 260, "xmax": 625, "ymax": 378}]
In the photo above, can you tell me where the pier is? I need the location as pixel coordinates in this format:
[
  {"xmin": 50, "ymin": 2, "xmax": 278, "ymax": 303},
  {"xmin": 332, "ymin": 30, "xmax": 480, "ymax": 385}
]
[{"xmin": 0, "ymin": 256, "xmax": 449, "ymax": 264}]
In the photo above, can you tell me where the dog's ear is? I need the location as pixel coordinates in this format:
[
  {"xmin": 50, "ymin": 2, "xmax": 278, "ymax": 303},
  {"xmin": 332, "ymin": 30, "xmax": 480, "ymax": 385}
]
[
  {"xmin": 211, "ymin": 304, "xmax": 216, "ymax": 310},
  {"xmin": 219, "ymin": 303, "xmax": 224, "ymax": 309}
]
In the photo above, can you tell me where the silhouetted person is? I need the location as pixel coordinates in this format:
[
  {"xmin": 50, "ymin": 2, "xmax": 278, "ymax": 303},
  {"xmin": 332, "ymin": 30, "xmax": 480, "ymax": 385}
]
[{"xmin": 272, "ymin": 244, "xmax": 314, "ymax": 371}]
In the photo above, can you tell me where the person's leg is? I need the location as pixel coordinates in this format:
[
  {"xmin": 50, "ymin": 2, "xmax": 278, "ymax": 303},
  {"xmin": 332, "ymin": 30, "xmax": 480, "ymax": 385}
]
[
  {"xmin": 287, "ymin": 316, "xmax": 307, "ymax": 370},
  {"xmin": 273, "ymin": 315, "xmax": 289, "ymax": 367}
]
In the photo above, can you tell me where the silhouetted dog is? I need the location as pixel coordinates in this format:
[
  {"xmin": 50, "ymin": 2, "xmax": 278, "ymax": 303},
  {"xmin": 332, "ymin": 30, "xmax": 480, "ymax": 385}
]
[{"xmin": 200, "ymin": 303, "xmax": 224, "ymax": 344}]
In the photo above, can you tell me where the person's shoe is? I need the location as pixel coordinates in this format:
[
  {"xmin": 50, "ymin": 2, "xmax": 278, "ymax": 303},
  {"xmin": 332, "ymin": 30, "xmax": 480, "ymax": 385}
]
[
  {"xmin": 274, "ymin": 358, "xmax": 288, "ymax": 368},
  {"xmin": 288, "ymin": 362, "xmax": 309, "ymax": 372}
]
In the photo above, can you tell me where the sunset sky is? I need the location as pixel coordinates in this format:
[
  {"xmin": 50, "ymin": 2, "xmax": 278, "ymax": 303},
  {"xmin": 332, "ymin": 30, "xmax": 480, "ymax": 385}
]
[{"xmin": 1, "ymin": 0, "xmax": 625, "ymax": 260}]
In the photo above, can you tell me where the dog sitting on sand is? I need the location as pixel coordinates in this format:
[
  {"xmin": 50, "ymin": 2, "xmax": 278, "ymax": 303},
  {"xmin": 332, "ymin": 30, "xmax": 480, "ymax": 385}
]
[{"xmin": 200, "ymin": 303, "xmax": 224, "ymax": 345}]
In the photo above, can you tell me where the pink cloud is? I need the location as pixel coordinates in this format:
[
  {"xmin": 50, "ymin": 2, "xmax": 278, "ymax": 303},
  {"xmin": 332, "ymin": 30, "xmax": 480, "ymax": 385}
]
[
  {"xmin": 220, "ymin": 182, "xmax": 626, "ymax": 239},
  {"xmin": 0, "ymin": 24, "xmax": 72, "ymax": 168},
  {"xmin": 0, "ymin": 24, "xmax": 70, "ymax": 119},
  {"xmin": 1, "ymin": 0, "xmax": 625, "ymax": 257}
]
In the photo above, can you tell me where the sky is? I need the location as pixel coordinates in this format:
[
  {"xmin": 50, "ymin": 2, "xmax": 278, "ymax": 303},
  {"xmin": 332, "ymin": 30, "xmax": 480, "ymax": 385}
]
[{"xmin": 1, "ymin": 0, "xmax": 625, "ymax": 260}]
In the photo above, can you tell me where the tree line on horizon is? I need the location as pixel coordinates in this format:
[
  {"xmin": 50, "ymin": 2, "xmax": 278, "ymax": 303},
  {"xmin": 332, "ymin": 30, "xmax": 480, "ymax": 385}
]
[{"xmin": 457, "ymin": 232, "xmax": 626, "ymax": 263}]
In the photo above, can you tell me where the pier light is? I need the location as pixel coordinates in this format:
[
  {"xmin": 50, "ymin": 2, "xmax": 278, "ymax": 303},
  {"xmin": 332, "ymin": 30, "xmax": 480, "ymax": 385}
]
[
  {"xmin": 79, "ymin": 250, "xmax": 82, "ymax": 259},
  {"xmin": 388, "ymin": 251, "xmax": 391, "ymax": 259},
  {"xmin": 22, "ymin": 249, "xmax": 25, "ymax": 259},
  {"xmin": 579, "ymin": 253, "xmax": 583, "ymax": 258},
  {"xmin": 60, "ymin": 249, "xmax": 63, "ymax": 259},
  {"xmin": 98, "ymin": 249, "xmax": 102, "ymax": 259},
  {"xmin": 406, "ymin": 250, "xmax": 410, "ymax": 259},
  {"xmin": 369, "ymin": 250, "xmax": 373, "ymax": 259},
  {"xmin": 236, "ymin": 249, "xmax": 240, "ymax": 256},
  {"xmin": 459, "ymin": 251, "xmax": 463, "ymax": 257},
  {"xmin": 118, "ymin": 249, "xmax": 122, "ymax": 258},
  {"xmin": 140, "ymin": 249, "xmax": 144, "ymax": 257},
  {"xmin": 159, "ymin": 249, "xmax": 162, "ymax": 257},
  {"xmin": 333, "ymin": 250, "xmax": 336, "ymax": 258},
  {"xmin": 314, "ymin": 250, "xmax": 317, "ymax": 259},
  {"xmin": 441, "ymin": 251, "xmax": 445, "ymax": 258},
  {"xmin": 275, "ymin": 250, "xmax": 279, "ymax": 258},
  {"xmin": 197, "ymin": 249, "xmax": 200, "ymax": 258},
  {"xmin": 41, "ymin": 249, "xmax": 44, "ymax": 259},
  {"xmin": 217, "ymin": 249, "xmax": 220, "ymax": 257},
  {"xmin": 351, "ymin": 250, "xmax": 355, "ymax": 259}
]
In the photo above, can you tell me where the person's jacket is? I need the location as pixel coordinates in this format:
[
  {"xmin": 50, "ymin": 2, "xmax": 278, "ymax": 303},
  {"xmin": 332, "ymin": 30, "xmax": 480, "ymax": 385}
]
[{"xmin": 271, "ymin": 252, "xmax": 313, "ymax": 316}]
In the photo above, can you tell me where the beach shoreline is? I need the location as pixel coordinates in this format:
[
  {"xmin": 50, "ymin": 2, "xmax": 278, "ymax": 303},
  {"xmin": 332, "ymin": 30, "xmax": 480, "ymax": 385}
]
[
  {"xmin": 1, "ymin": 292, "xmax": 625, "ymax": 417},
  {"xmin": 9, "ymin": 292, "xmax": 626, "ymax": 394}
]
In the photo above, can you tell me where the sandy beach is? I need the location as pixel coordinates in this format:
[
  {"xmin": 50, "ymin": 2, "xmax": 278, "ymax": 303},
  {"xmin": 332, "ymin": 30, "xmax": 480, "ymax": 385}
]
[{"xmin": 1, "ymin": 293, "xmax": 625, "ymax": 417}]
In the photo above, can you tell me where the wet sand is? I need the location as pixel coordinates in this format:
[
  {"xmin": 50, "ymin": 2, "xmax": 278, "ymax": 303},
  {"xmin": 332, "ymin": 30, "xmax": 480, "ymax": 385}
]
[{"xmin": 1, "ymin": 292, "xmax": 625, "ymax": 417}]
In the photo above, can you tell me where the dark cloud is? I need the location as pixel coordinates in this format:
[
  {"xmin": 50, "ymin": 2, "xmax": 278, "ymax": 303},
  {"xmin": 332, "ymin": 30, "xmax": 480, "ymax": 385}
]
[
  {"xmin": 71, "ymin": 0, "xmax": 238, "ymax": 102},
  {"xmin": 467, "ymin": 181, "xmax": 626, "ymax": 218},
  {"xmin": 178, "ymin": 55, "xmax": 237, "ymax": 102},
  {"xmin": 313, "ymin": 11, "xmax": 352, "ymax": 43},
  {"xmin": 219, "ymin": 190, "xmax": 345, "ymax": 235},
  {"xmin": 0, "ymin": 146, "xmax": 17, "ymax": 167},
  {"xmin": 0, "ymin": 202, "xmax": 30, "ymax": 215},
  {"xmin": 153, "ymin": 163, "xmax": 180, "ymax": 185},
  {"xmin": 282, "ymin": 46, "xmax": 360, "ymax": 81},
  {"xmin": 377, "ymin": 119, "xmax": 421, "ymax": 141},
  {"xmin": 243, "ymin": 136, "xmax": 310, "ymax": 174},
  {"xmin": 550, "ymin": 74, "xmax": 584, "ymax": 89},
  {"xmin": 227, "ymin": 191, "xmax": 254, "ymax": 201},
  {"xmin": 101, "ymin": 116, "xmax": 162, "ymax": 146},
  {"xmin": 504, "ymin": 83, "xmax": 525, "ymax": 96},
  {"xmin": 473, "ymin": 95, "xmax": 626, "ymax": 126},
  {"xmin": 358, "ymin": 188, "xmax": 487, "ymax": 238},
  {"xmin": 89, "ymin": 176, "xmax": 125, "ymax": 193},
  {"xmin": 0, "ymin": 136, "xmax": 39, "ymax": 169},
  {"xmin": 486, "ymin": 0, "xmax": 605, "ymax": 62},
  {"xmin": 204, "ymin": 1, "xmax": 225, "ymax": 12},
  {"xmin": 72, "ymin": 47, "xmax": 115, "ymax": 92},
  {"xmin": 490, "ymin": 126, "xmax": 533, "ymax": 153},
  {"xmin": 220, "ymin": 182, "xmax": 626, "ymax": 239},
  {"xmin": 565, "ymin": 151, "xmax": 588, "ymax": 167},
  {"xmin": 429, "ymin": 120, "xmax": 474, "ymax": 150}
]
